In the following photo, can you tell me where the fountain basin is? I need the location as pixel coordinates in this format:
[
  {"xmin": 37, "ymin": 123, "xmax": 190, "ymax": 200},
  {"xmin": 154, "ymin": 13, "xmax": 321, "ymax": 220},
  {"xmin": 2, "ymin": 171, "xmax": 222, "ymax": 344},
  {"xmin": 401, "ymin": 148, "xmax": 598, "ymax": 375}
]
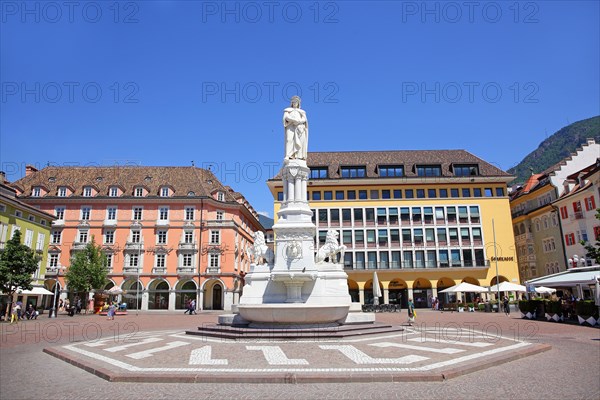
[{"xmin": 237, "ymin": 304, "xmax": 350, "ymax": 325}]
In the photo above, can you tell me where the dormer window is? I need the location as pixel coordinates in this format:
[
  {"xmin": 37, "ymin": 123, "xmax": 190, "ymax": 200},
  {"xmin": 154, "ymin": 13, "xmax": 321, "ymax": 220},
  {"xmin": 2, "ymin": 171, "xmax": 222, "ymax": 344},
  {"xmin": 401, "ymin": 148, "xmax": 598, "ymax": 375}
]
[
  {"xmin": 341, "ymin": 166, "xmax": 366, "ymax": 178},
  {"xmin": 160, "ymin": 187, "xmax": 170, "ymax": 197},
  {"xmin": 58, "ymin": 187, "xmax": 67, "ymax": 197},
  {"xmin": 309, "ymin": 167, "xmax": 328, "ymax": 179},
  {"xmin": 416, "ymin": 165, "xmax": 442, "ymax": 177},
  {"xmin": 83, "ymin": 186, "xmax": 93, "ymax": 197},
  {"xmin": 217, "ymin": 192, "xmax": 225, "ymax": 201},
  {"xmin": 187, "ymin": 191, "xmax": 195, "ymax": 197},
  {"xmin": 453, "ymin": 164, "xmax": 479, "ymax": 177},
  {"xmin": 32, "ymin": 187, "xmax": 41, "ymax": 197},
  {"xmin": 378, "ymin": 165, "xmax": 404, "ymax": 178},
  {"xmin": 134, "ymin": 187, "xmax": 144, "ymax": 197},
  {"xmin": 109, "ymin": 186, "xmax": 119, "ymax": 197}
]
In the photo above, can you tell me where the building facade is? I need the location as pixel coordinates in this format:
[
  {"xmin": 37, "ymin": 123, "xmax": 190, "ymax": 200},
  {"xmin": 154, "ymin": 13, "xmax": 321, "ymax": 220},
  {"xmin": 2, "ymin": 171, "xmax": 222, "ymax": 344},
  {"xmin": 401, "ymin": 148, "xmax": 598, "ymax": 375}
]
[
  {"xmin": 510, "ymin": 174, "xmax": 566, "ymax": 280},
  {"xmin": 554, "ymin": 160, "xmax": 600, "ymax": 268},
  {"xmin": 0, "ymin": 173, "xmax": 55, "ymax": 309},
  {"xmin": 268, "ymin": 150, "xmax": 520, "ymax": 308},
  {"xmin": 12, "ymin": 165, "xmax": 263, "ymax": 311},
  {"xmin": 510, "ymin": 139, "xmax": 600, "ymax": 280}
]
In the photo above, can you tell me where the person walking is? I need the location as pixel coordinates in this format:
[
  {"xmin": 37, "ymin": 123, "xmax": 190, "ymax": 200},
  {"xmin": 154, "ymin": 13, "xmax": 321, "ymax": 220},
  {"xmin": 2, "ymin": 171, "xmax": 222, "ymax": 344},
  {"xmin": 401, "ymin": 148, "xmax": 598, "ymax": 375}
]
[
  {"xmin": 190, "ymin": 299, "xmax": 197, "ymax": 315},
  {"xmin": 503, "ymin": 295, "xmax": 510, "ymax": 316},
  {"xmin": 407, "ymin": 298, "xmax": 416, "ymax": 326}
]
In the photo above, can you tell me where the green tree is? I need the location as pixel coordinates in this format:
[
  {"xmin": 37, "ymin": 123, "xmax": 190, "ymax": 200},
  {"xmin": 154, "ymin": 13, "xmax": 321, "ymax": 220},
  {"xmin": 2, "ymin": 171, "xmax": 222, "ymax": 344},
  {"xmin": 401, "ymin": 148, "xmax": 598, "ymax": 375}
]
[
  {"xmin": 0, "ymin": 230, "xmax": 40, "ymax": 318},
  {"xmin": 64, "ymin": 237, "xmax": 108, "ymax": 311},
  {"xmin": 581, "ymin": 208, "xmax": 600, "ymax": 263}
]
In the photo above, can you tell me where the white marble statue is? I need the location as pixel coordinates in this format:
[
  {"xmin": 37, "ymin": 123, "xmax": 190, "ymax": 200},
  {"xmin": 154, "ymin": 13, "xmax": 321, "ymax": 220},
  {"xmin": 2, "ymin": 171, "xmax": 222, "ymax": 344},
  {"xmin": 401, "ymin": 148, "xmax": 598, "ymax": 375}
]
[
  {"xmin": 248, "ymin": 231, "xmax": 274, "ymax": 265},
  {"xmin": 315, "ymin": 230, "xmax": 347, "ymax": 264},
  {"xmin": 283, "ymin": 96, "xmax": 308, "ymax": 160}
]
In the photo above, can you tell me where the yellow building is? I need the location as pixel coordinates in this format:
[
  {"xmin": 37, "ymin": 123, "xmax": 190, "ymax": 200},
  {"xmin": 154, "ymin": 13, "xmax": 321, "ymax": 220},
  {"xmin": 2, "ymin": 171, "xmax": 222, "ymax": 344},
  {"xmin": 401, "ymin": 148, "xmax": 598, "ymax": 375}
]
[{"xmin": 267, "ymin": 150, "xmax": 519, "ymax": 308}]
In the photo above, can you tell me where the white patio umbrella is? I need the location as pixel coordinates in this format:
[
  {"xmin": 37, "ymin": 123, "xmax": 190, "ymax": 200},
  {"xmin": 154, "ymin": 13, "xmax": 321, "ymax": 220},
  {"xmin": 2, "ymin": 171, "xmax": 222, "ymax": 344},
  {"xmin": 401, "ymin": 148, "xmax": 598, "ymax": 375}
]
[
  {"xmin": 372, "ymin": 271, "xmax": 382, "ymax": 306},
  {"xmin": 488, "ymin": 281, "xmax": 526, "ymax": 292},
  {"xmin": 438, "ymin": 282, "xmax": 487, "ymax": 293},
  {"xmin": 535, "ymin": 286, "xmax": 556, "ymax": 294},
  {"xmin": 107, "ymin": 286, "xmax": 123, "ymax": 295}
]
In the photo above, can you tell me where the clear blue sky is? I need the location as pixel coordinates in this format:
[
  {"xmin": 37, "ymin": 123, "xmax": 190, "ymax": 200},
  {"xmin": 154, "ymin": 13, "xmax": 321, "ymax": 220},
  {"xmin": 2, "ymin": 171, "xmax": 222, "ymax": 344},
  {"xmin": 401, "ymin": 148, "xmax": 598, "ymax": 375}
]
[{"xmin": 1, "ymin": 1, "xmax": 599, "ymax": 216}]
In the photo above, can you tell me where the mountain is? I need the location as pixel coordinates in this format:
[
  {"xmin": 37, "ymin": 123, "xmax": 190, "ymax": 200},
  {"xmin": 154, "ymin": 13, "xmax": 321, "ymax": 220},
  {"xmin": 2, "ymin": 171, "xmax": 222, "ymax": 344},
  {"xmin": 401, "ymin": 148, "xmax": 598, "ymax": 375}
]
[{"xmin": 508, "ymin": 116, "xmax": 600, "ymax": 184}]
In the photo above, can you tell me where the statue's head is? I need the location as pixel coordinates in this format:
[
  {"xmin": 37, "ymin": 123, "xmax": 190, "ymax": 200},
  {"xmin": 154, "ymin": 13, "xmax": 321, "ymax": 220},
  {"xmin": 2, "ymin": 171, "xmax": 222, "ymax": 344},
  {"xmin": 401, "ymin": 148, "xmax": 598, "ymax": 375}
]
[{"xmin": 290, "ymin": 96, "xmax": 301, "ymax": 108}]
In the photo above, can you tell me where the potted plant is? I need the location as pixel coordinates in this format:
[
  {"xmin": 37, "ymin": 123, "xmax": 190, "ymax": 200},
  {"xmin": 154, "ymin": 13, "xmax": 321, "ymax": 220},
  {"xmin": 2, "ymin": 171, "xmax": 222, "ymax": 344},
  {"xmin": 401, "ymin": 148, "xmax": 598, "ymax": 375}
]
[
  {"xmin": 575, "ymin": 301, "xmax": 600, "ymax": 326},
  {"xmin": 478, "ymin": 303, "xmax": 485, "ymax": 311},
  {"xmin": 544, "ymin": 300, "xmax": 563, "ymax": 322},
  {"xmin": 467, "ymin": 302, "xmax": 475, "ymax": 312},
  {"xmin": 457, "ymin": 302, "xmax": 465, "ymax": 312},
  {"xmin": 519, "ymin": 300, "xmax": 537, "ymax": 319},
  {"xmin": 490, "ymin": 300, "xmax": 499, "ymax": 313}
]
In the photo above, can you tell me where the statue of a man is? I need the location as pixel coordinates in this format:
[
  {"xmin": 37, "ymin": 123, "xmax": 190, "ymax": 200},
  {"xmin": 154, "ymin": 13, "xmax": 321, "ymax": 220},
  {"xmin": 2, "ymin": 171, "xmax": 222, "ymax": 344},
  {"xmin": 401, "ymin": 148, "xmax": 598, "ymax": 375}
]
[{"xmin": 283, "ymin": 96, "xmax": 308, "ymax": 160}]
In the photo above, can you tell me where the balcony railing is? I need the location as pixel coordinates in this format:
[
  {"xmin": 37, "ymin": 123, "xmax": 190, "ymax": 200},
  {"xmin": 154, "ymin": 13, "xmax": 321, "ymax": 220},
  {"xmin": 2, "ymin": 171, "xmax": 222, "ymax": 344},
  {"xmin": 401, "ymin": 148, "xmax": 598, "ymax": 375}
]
[
  {"xmin": 123, "ymin": 267, "xmax": 141, "ymax": 275},
  {"xmin": 124, "ymin": 242, "xmax": 144, "ymax": 251},
  {"xmin": 178, "ymin": 242, "xmax": 197, "ymax": 251},
  {"xmin": 177, "ymin": 267, "xmax": 195, "ymax": 274},
  {"xmin": 571, "ymin": 211, "xmax": 584, "ymax": 220}
]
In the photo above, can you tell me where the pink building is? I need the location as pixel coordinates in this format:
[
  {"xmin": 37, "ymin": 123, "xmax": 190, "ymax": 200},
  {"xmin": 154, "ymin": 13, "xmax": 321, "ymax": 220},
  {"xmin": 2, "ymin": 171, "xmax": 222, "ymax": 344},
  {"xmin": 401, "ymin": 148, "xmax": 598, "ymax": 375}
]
[{"xmin": 13, "ymin": 165, "xmax": 263, "ymax": 311}]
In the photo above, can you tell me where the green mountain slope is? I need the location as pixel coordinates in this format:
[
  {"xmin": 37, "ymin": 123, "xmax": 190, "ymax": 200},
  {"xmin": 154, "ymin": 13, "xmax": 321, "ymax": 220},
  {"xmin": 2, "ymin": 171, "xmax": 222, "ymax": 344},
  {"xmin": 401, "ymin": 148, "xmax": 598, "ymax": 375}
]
[{"xmin": 508, "ymin": 116, "xmax": 600, "ymax": 184}]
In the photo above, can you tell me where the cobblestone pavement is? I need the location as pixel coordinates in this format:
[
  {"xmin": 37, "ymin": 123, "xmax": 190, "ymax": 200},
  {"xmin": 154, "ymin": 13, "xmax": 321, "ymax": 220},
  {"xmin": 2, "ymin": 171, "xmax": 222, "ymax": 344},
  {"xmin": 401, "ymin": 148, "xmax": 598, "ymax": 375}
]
[{"xmin": 1, "ymin": 309, "xmax": 599, "ymax": 399}]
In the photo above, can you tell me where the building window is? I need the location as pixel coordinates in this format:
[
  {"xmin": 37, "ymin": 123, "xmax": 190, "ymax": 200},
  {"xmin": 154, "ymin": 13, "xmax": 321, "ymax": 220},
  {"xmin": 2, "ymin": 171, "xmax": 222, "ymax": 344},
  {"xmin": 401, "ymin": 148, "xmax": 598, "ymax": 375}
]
[
  {"xmin": 277, "ymin": 192, "xmax": 283, "ymax": 201},
  {"xmin": 109, "ymin": 186, "xmax": 119, "ymax": 197},
  {"xmin": 405, "ymin": 189, "xmax": 414, "ymax": 199},
  {"xmin": 347, "ymin": 190, "xmax": 356, "ymax": 200},
  {"xmin": 559, "ymin": 206, "xmax": 568, "ymax": 219},
  {"xmin": 335, "ymin": 191, "xmax": 344, "ymax": 200},
  {"xmin": 416, "ymin": 165, "xmax": 441, "ymax": 177},
  {"xmin": 158, "ymin": 207, "xmax": 169, "ymax": 221},
  {"xmin": 324, "ymin": 191, "xmax": 333, "ymax": 200},
  {"xmin": 184, "ymin": 207, "xmax": 195, "ymax": 220},
  {"xmin": 461, "ymin": 188, "xmax": 471, "ymax": 197},
  {"xmin": 427, "ymin": 189, "xmax": 437, "ymax": 198},
  {"xmin": 370, "ymin": 190, "xmax": 379, "ymax": 200},
  {"xmin": 81, "ymin": 207, "xmax": 91, "ymax": 221},
  {"xmin": 210, "ymin": 230, "xmax": 220, "ymax": 244},
  {"xmin": 378, "ymin": 165, "xmax": 404, "ymax": 177},
  {"xmin": 28, "ymin": 215, "xmax": 35, "ymax": 222},
  {"xmin": 484, "ymin": 188, "xmax": 493, "ymax": 197},
  {"xmin": 310, "ymin": 167, "xmax": 328, "ymax": 179},
  {"xmin": 104, "ymin": 230, "xmax": 114, "ymax": 244},
  {"xmin": 341, "ymin": 166, "xmax": 366, "ymax": 178},
  {"xmin": 78, "ymin": 230, "xmax": 88, "ymax": 243},
  {"xmin": 129, "ymin": 254, "xmax": 139, "ymax": 268},
  {"xmin": 585, "ymin": 196, "xmax": 596, "ymax": 211},
  {"xmin": 160, "ymin": 187, "xmax": 170, "ymax": 197},
  {"xmin": 83, "ymin": 186, "xmax": 92, "ymax": 197},
  {"xmin": 450, "ymin": 188, "xmax": 459, "ymax": 198},
  {"xmin": 134, "ymin": 187, "xmax": 144, "ymax": 197},
  {"xmin": 32, "ymin": 187, "xmax": 41, "ymax": 197},
  {"xmin": 183, "ymin": 254, "xmax": 193, "ymax": 267},
  {"xmin": 416, "ymin": 189, "xmax": 425, "ymax": 198},
  {"xmin": 473, "ymin": 188, "xmax": 482, "ymax": 197},
  {"xmin": 209, "ymin": 253, "xmax": 220, "ymax": 269},
  {"xmin": 49, "ymin": 254, "xmax": 59, "ymax": 268},
  {"xmin": 565, "ymin": 233, "xmax": 575, "ymax": 246},
  {"xmin": 157, "ymin": 230, "xmax": 167, "ymax": 244},
  {"xmin": 393, "ymin": 189, "xmax": 402, "ymax": 199},
  {"xmin": 439, "ymin": 189, "xmax": 448, "ymax": 198},
  {"xmin": 496, "ymin": 187, "xmax": 505, "ymax": 197},
  {"xmin": 184, "ymin": 231, "xmax": 194, "ymax": 244},
  {"xmin": 312, "ymin": 191, "xmax": 322, "ymax": 200},
  {"xmin": 217, "ymin": 192, "xmax": 225, "ymax": 201},
  {"xmin": 216, "ymin": 211, "xmax": 224, "ymax": 220},
  {"xmin": 131, "ymin": 230, "xmax": 141, "ymax": 243},
  {"xmin": 453, "ymin": 164, "xmax": 479, "ymax": 176},
  {"xmin": 155, "ymin": 254, "xmax": 166, "ymax": 269},
  {"xmin": 51, "ymin": 230, "xmax": 61, "ymax": 244},
  {"xmin": 58, "ymin": 187, "xmax": 67, "ymax": 197},
  {"xmin": 358, "ymin": 190, "xmax": 367, "ymax": 199},
  {"xmin": 133, "ymin": 207, "xmax": 143, "ymax": 221},
  {"xmin": 106, "ymin": 207, "xmax": 117, "ymax": 220}
]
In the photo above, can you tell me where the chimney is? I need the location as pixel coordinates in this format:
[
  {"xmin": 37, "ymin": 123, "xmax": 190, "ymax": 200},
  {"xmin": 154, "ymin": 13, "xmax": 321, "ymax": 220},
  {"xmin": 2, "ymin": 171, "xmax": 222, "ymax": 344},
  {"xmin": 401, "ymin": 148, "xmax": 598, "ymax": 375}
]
[
  {"xmin": 0, "ymin": 171, "xmax": 5, "ymax": 184},
  {"xmin": 25, "ymin": 165, "xmax": 38, "ymax": 176}
]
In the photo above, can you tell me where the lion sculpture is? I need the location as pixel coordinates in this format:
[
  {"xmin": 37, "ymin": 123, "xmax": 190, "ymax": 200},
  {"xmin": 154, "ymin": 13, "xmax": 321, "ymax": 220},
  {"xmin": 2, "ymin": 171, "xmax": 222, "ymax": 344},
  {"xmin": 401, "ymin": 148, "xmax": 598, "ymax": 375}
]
[
  {"xmin": 249, "ymin": 231, "xmax": 274, "ymax": 265},
  {"xmin": 315, "ymin": 230, "xmax": 346, "ymax": 264}
]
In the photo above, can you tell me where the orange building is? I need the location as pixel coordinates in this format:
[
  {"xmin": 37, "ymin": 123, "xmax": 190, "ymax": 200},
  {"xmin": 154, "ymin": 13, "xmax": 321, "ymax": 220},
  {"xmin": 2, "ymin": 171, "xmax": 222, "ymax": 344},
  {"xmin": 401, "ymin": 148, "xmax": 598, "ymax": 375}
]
[{"xmin": 12, "ymin": 165, "xmax": 263, "ymax": 311}]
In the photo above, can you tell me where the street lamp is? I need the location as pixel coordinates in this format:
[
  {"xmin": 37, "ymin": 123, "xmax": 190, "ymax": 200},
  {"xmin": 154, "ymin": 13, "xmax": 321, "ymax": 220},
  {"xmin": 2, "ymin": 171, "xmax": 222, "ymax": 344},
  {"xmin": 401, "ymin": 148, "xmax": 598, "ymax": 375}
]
[
  {"xmin": 568, "ymin": 255, "xmax": 585, "ymax": 269},
  {"xmin": 50, "ymin": 266, "xmax": 66, "ymax": 318}
]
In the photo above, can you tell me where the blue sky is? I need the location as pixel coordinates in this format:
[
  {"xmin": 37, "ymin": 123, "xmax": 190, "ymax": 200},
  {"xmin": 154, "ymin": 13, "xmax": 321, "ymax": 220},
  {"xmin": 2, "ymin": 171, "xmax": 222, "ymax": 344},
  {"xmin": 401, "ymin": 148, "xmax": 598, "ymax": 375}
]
[{"xmin": 1, "ymin": 1, "xmax": 599, "ymax": 216}]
